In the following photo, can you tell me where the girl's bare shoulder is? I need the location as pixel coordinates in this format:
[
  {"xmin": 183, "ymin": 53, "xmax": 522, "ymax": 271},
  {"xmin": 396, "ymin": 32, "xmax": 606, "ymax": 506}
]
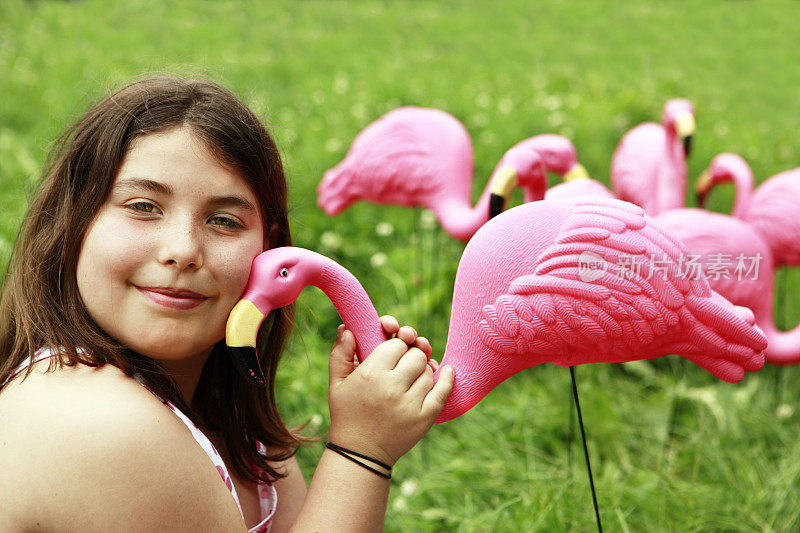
[{"xmin": 0, "ymin": 358, "xmax": 246, "ymax": 532}]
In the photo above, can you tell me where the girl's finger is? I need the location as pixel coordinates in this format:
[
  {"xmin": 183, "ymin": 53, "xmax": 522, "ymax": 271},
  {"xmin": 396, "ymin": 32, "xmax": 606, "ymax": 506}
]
[
  {"xmin": 422, "ymin": 365, "xmax": 455, "ymax": 418},
  {"xmin": 393, "ymin": 347, "xmax": 429, "ymax": 389},
  {"xmin": 427, "ymin": 358, "xmax": 439, "ymax": 372},
  {"xmin": 408, "ymin": 364, "xmax": 435, "ymax": 405},
  {"xmin": 395, "ymin": 325, "xmax": 417, "ymax": 345},
  {"xmin": 379, "ymin": 315, "xmax": 400, "ymax": 336},
  {"xmin": 414, "ymin": 336, "xmax": 433, "ymax": 359}
]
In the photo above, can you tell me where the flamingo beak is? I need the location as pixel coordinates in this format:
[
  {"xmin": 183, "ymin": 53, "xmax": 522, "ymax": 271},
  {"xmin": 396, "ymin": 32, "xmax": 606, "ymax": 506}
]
[
  {"xmin": 675, "ymin": 113, "xmax": 695, "ymax": 157},
  {"xmin": 225, "ymin": 299, "xmax": 269, "ymax": 387},
  {"xmin": 695, "ymin": 169, "xmax": 712, "ymax": 208},
  {"xmin": 563, "ymin": 163, "xmax": 589, "ymax": 182},
  {"xmin": 488, "ymin": 165, "xmax": 518, "ymax": 219}
]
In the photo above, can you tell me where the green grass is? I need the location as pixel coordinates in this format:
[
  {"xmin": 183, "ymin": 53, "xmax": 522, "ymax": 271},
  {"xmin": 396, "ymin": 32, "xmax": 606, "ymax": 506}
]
[{"xmin": 2, "ymin": 0, "xmax": 800, "ymax": 530}]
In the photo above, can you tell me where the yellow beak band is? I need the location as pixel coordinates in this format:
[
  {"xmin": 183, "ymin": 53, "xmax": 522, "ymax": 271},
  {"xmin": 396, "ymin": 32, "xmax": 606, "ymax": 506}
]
[
  {"xmin": 489, "ymin": 165, "xmax": 519, "ymax": 200},
  {"xmin": 226, "ymin": 299, "xmax": 266, "ymax": 349},
  {"xmin": 564, "ymin": 163, "xmax": 589, "ymax": 182},
  {"xmin": 675, "ymin": 113, "xmax": 696, "ymax": 139},
  {"xmin": 695, "ymin": 169, "xmax": 712, "ymax": 196}
]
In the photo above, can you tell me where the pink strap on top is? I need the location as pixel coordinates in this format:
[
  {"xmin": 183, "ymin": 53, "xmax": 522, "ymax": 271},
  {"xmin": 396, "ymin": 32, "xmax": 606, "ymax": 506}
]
[{"xmin": 5, "ymin": 348, "xmax": 277, "ymax": 532}]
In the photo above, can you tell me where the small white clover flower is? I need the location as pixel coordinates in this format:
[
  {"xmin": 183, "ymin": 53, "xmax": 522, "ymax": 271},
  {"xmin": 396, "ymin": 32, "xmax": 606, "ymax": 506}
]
[
  {"xmin": 400, "ymin": 479, "xmax": 419, "ymax": 497},
  {"xmin": 333, "ymin": 72, "xmax": 350, "ymax": 95},
  {"xmin": 419, "ymin": 209, "xmax": 437, "ymax": 230},
  {"xmin": 776, "ymin": 404, "xmax": 794, "ymax": 420},
  {"xmin": 392, "ymin": 496, "xmax": 407, "ymax": 511},
  {"xmin": 479, "ymin": 130, "xmax": 498, "ymax": 146},
  {"xmin": 351, "ymin": 102, "xmax": 367, "ymax": 121},
  {"xmin": 324, "ymin": 138, "xmax": 342, "ymax": 153},
  {"xmin": 309, "ymin": 413, "xmax": 324, "ymax": 430},
  {"xmin": 547, "ymin": 111, "xmax": 566, "ymax": 127},
  {"xmin": 475, "ymin": 92, "xmax": 491, "ymax": 109},
  {"xmin": 320, "ymin": 231, "xmax": 342, "ymax": 250},
  {"xmin": 542, "ymin": 94, "xmax": 562, "ymax": 110},
  {"xmin": 312, "ymin": 91, "xmax": 326, "ymax": 105},
  {"xmin": 376, "ymin": 222, "xmax": 394, "ymax": 237},
  {"xmin": 498, "ymin": 97, "xmax": 514, "ymax": 115},
  {"xmin": 370, "ymin": 252, "xmax": 388, "ymax": 268}
]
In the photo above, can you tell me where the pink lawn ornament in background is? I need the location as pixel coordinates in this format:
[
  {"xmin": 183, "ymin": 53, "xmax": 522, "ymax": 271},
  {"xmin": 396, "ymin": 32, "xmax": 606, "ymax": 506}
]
[
  {"xmin": 316, "ymin": 106, "xmax": 547, "ymax": 243},
  {"xmin": 545, "ymin": 176, "xmax": 616, "ymax": 200},
  {"xmin": 227, "ymin": 197, "xmax": 766, "ymax": 423},
  {"xmin": 696, "ymin": 153, "xmax": 800, "ymax": 267},
  {"xmin": 496, "ymin": 134, "xmax": 591, "ymax": 203},
  {"xmin": 611, "ymin": 99, "xmax": 696, "ymax": 215},
  {"xmin": 657, "ymin": 208, "xmax": 800, "ymax": 365}
]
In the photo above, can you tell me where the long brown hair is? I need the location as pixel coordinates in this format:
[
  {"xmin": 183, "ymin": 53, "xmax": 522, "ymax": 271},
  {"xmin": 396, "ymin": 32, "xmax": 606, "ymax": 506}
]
[{"xmin": 0, "ymin": 75, "xmax": 308, "ymax": 483}]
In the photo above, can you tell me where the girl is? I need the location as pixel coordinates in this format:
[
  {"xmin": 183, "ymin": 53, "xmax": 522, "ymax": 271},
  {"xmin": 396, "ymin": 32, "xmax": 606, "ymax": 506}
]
[{"xmin": 0, "ymin": 75, "xmax": 454, "ymax": 532}]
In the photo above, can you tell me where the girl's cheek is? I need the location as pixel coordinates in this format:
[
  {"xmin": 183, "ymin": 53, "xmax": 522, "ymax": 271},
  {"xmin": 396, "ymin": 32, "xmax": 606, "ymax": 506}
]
[
  {"xmin": 217, "ymin": 241, "xmax": 263, "ymax": 294},
  {"xmin": 82, "ymin": 214, "xmax": 154, "ymax": 273}
]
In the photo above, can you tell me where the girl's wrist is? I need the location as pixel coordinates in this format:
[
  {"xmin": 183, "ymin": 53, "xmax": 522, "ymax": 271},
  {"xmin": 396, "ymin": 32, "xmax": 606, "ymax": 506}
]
[
  {"xmin": 323, "ymin": 446, "xmax": 393, "ymax": 481},
  {"xmin": 324, "ymin": 442, "xmax": 393, "ymax": 479}
]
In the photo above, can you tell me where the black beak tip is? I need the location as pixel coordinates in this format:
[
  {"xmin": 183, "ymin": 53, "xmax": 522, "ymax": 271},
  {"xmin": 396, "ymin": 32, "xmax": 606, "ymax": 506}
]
[
  {"xmin": 683, "ymin": 135, "xmax": 693, "ymax": 158},
  {"xmin": 696, "ymin": 192, "xmax": 706, "ymax": 208},
  {"xmin": 226, "ymin": 345, "xmax": 267, "ymax": 387},
  {"xmin": 488, "ymin": 193, "xmax": 506, "ymax": 220}
]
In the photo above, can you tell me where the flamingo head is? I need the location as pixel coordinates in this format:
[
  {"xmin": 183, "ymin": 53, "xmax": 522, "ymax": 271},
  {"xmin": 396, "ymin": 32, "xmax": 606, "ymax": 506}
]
[
  {"xmin": 695, "ymin": 153, "xmax": 752, "ymax": 208},
  {"xmin": 524, "ymin": 134, "xmax": 586, "ymax": 178},
  {"xmin": 487, "ymin": 146, "xmax": 547, "ymax": 218},
  {"xmin": 226, "ymin": 247, "xmax": 323, "ymax": 386},
  {"xmin": 662, "ymin": 98, "xmax": 695, "ymax": 157}
]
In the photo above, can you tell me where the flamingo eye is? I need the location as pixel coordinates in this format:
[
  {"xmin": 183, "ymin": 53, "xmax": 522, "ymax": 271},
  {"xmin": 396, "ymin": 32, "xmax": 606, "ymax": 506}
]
[{"xmin": 279, "ymin": 268, "xmax": 289, "ymax": 278}]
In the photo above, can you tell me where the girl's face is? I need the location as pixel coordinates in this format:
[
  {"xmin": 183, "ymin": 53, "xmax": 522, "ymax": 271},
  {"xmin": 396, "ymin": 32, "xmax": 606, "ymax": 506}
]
[{"xmin": 76, "ymin": 126, "xmax": 265, "ymax": 364}]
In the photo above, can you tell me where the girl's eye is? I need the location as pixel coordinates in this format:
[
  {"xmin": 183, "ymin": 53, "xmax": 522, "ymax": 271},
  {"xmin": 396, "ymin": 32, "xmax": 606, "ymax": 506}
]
[
  {"xmin": 126, "ymin": 201, "xmax": 158, "ymax": 213},
  {"xmin": 209, "ymin": 216, "xmax": 244, "ymax": 229}
]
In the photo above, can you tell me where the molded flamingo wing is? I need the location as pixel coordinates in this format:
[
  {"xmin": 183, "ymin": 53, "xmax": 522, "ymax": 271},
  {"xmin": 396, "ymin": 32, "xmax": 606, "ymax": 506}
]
[
  {"xmin": 743, "ymin": 168, "xmax": 800, "ymax": 266},
  {"xmin": 476, "ymin": 197, "xmax": 766, "ymax": 382},
  {"xmin": 317, "ymin": 106, "xmax": 472, "ymax": 215}
]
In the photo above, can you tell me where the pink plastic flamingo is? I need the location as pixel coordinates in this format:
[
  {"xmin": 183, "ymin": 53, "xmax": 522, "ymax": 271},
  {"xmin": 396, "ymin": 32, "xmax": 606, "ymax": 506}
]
[
  {"xmin": 545, "ymin": 176, "xmax": 616, "ymax": 200},
  {"xmin": 317, "ymin": 106, "xmax": 547, "ymax": 242},
  {"xmin": 655, "ymin": 208, "xmax": 800, "ymax": 365},
  {"xmin": 227, "ymin": 197, "xmax": 766, "ymax": 422},
  {"xmin": 491, "ymin": 134, "xmax": 592, "ymax": 203},
  {"xmin": 611, "ymin": 99, "xmax": 696, "ymax": 215},
  {"xmin": 695, "ymin": 153, "xmax": 800, "ymax": 266}
]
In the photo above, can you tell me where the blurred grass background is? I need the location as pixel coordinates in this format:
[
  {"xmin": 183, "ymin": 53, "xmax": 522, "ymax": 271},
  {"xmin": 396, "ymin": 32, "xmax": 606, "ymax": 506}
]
[{"xmin": 2, "ymin": 0, "xmax": 800, "ymax": 531}]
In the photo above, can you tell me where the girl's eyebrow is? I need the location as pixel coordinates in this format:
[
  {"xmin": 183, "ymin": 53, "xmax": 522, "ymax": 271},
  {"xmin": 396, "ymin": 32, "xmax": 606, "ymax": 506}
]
[{"xmin": 114, "ymin": 177, "xmax": 257, "ymax": 213}]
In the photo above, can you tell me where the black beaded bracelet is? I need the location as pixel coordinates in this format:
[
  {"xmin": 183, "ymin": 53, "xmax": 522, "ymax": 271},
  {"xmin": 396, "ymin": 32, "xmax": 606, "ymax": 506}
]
[{"xmin": 325, "ymin": 442, "xmax": 392, "ymax": 480}]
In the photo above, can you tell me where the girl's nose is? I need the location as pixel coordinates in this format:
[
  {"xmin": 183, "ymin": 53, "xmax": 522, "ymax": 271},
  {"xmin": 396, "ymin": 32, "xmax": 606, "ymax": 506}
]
[{"xmin": 158, "ymin": 223, "xmax": 204, "ymax": 270}]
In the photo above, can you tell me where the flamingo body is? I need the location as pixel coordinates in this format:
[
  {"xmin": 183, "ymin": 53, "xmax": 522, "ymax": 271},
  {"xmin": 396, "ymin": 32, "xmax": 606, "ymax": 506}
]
[
  {"xmin": 545, "ymin": 177, "xmax": 615, "ymax": 200},
  {"xmin": 657, "ymin": 208, "xmax": 800, "ymax": 365},
  {"xmin": 744, "ymin": 168, "xmax": 800, "ymax": 266},
  {"xmin": 699, "ymin": 153, "xmax": 800, "ymax": 267},
  {"xmin": 227, "ymin": 198, "xmax": 766, "ymax": 423},
  {"xmin": 611, "ymin": 99, "xmax": 695, "ymax": 215},
  {"xmin": 317, "ymin": 106, "xmax": 546, "ymax": 242}
]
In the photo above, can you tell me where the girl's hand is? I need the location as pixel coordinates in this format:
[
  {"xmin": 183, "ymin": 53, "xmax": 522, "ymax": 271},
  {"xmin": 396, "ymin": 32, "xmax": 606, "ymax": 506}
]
[{"xmin": 327, "ymin": 316, "xmax": 454, "ymax": 467}]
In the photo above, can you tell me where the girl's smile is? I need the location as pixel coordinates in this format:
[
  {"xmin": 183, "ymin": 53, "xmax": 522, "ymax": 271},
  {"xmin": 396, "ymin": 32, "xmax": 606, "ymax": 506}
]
[
  {"xmin": 135, "ymin": 285, "xmax": 210, "ymax": 311},
  {"xmin": 76, "ymin": 126, "xmax": 265, "ymax": 364}
]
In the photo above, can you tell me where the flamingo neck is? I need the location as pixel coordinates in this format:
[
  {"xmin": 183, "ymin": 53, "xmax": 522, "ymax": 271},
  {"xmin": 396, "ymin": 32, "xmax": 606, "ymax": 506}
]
[
  {"xmin": 730, "ymin": 167, "xmax": 754, "ymax": 218},
  {"xmin": 758, "ymin": 320, "xmax": 800, "ymax": 366},
  {"xmin": 750, "ymin": 288, "xmax": 800, "ymax": 365},
  {"xmin": 315, "ymin": 261, "xmax": 386, "ymax": 362},
  {"xmin": 435, "ymin": 185, "xmax": 493, "ymax": 242}
]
